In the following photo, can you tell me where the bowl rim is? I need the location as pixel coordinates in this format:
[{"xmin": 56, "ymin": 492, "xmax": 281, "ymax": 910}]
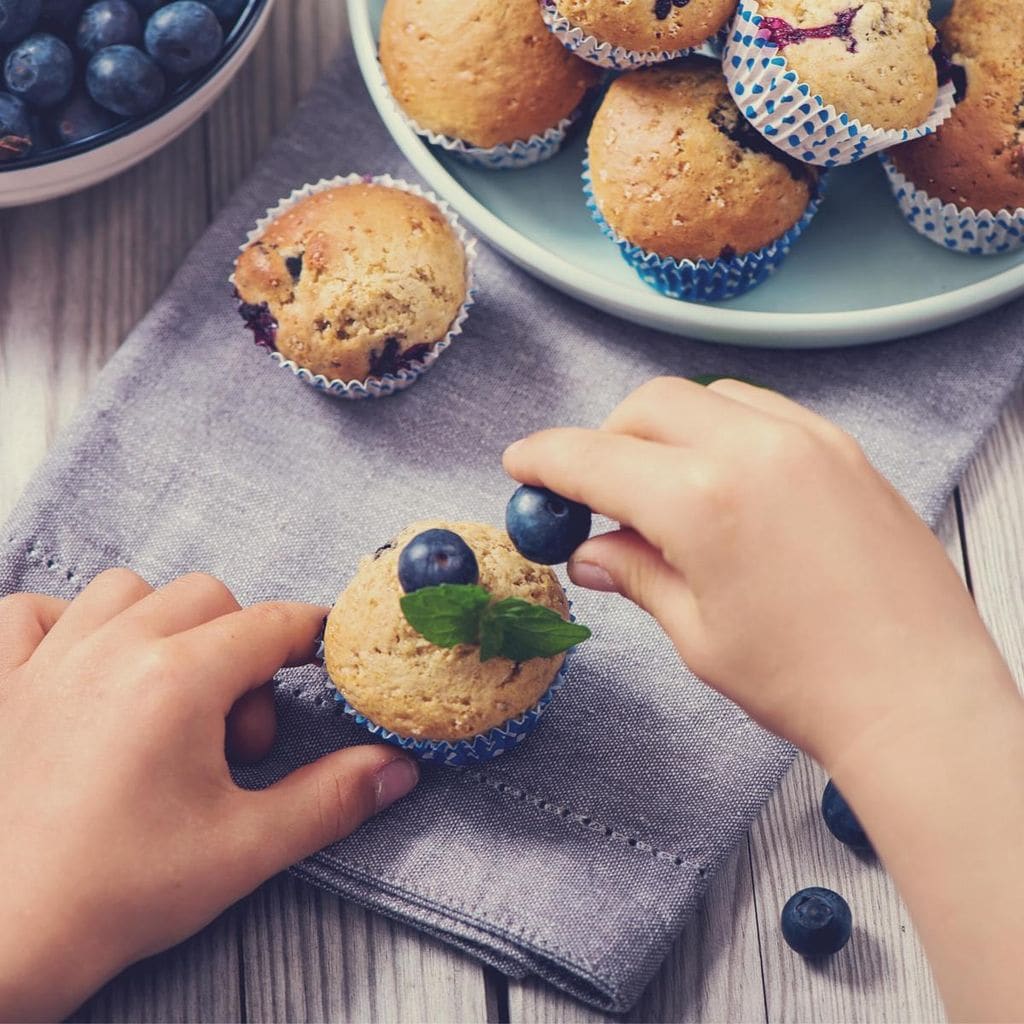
[{"xmin": 0, "ymin": 0, "xmax": 271, "ymax": 173}]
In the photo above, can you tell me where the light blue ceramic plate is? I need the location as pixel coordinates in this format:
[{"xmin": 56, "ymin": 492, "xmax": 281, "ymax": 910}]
[{"xmin": 350, "ymin": 0, "xmax": 1024, "ymax": 348}]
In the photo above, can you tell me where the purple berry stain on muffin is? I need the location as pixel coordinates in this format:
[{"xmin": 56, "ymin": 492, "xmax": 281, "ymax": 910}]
[
  {"xmin": 759, "ymin": 6, "xmax": 861, "ymax": 54},
  {"xmin": 284, "ymin": 253, "xmax": 303, "ymax": 282},
  {"xmin": 653, "ymin": 0, "xmax": 691, "ymax": 18},
  {"xmin": 932, "ymin": 46, "xmax": 967, "ymax": 103},
  {"xmin": 369, "ymin": 338, "xmax": 432, "ymax": 378},
  {"xmin": 237, "ymin": 299, "xmax": 278, "ymax": 350}
]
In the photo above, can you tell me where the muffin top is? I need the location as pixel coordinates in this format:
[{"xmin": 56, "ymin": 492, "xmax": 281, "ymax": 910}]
[
  {"xmin": 380, "ymin": 0, "xmax": 601, "ymax": 149},
  {"xmin": 324, "ymin": 521, "xmax": 570, "ymax": 743},
  {"xmin": 889, "ymin": 0, "xmax": 1024, "ymax": 213},
  {"xmin": 552, "ymin": 0, "xmax": 738, "ymax": 53},
  {"xmin": 755, "ymin": 0, "xmax": 938, "ymax": 130},
  {"xmin": 233, "ymin": 183, "xmax": 468, "ymax": 383},
  {"xmin": 587, "ymin": 62, "xmax": 820, "ymax": 261}
]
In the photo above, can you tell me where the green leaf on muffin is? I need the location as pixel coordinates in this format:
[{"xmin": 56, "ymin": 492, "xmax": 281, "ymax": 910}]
[{"xmin": 399, "ymin": 584, "xmax": 590, "ymax": 662}]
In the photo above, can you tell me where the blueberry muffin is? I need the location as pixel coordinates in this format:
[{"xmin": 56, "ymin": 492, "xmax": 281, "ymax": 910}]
[
  {"xmin": 324, "ymin": 521, "xmax": 570, "ymax": 745},
  {"xmin": 379, "ymin": 0, "xmax": 600, "ymax": 150},
  {"xmin": 888, "ymin": 0, "xmax": 1024, "ymax": 213},
  {"xmin": 588, "ymin": 61, "xmax": 820, "ymax": 263},
  {"xmin": 550, "ymin": 0, "xmax": 737, "ymax": 55},
  {"xmin": 233, "ymin": 182, "xmax": 469, "ymax": 384},
  {"xmin": 754, "ymin": 0, "xmax": 939, "ymax": 129}
]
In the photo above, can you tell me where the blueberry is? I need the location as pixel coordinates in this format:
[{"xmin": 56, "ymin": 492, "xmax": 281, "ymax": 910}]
[
  {"xmin": 144, "ymin": 0, "xmax": 221, "ymax": 74},
  {"xmin": 51, "ymin": 88, "xmax": 118, "ymax": 142},
  {"xmin": 397, "ymin": 529, "xmax": 479, "ymax": 594},
  {"xmin": 781, "ymin": 887, "xmax": 852, "ymax": 957},
  {"xmin": 39, "ymin": 0, "xmax": 83, "ymax": 28},
  {"xmin": 821, "ymin": 780, "xmax": 873, "ymax": 852},
  {"xmin": 86, "ymin": 43, "xmax": 163, "ymax": 115},
  {"xmin": 0, "ymin": 90, "xmax": 35, "ymax": 161},
  {"xmin": 76, "ymin": 0, "xmax": 140, "ymax": 54},
  {"xmin": 4, "ymin": 32, "xmax": 73, "ymax": 108},
  {"xmin": 199, "ymin": 0, "xmax": 243, "ymax": 23},
  {"xmin": 505, "ymin": 485, "xmax": 592, "ymax": 565},
  {"xmin": 0, "ymin": 0, "xmax": 41, "ymax": 43}
]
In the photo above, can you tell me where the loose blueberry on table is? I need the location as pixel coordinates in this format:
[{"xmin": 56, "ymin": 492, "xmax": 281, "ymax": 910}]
[
  {"xmin": 398, "ymin": 529, "xmax": 480, "ymax": 594},
  {"xmin": 506, "ymin": 485, "xmax": 592, "ymax": 566},
  {"xmin": 0, "ymin": 0, "xmax": 247, "ymax": 166},
  {"xmin": 780, "ymin": 887, "xmax": 853, "ymax": 956},
  {"xmin": 821, "ymin": 779, "xmax": 873, "ymax": 853}
]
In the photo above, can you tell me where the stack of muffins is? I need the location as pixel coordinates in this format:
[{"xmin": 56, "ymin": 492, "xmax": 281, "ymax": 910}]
[{"xmin": 374, "ymin": 0, "xmax": 1019, "ymax": 300}]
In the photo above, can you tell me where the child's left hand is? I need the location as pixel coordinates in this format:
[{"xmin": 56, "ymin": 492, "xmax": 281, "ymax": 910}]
[{"xmin": 0, "ymin": 569, "xmax": 419, "ymax": 1023}]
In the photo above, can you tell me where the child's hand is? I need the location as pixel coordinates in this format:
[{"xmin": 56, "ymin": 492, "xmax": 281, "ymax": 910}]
[
  {"xmin": 505, "ymin": 376, "xmax": 1015, "ymax": 761},
  {"xmin": 506, "ymin": 377, "xmax": 1024, "ymax": 1022},
  {"xmin": 0, "ymin": 571, "xmax": 419, "ymax": 1022}
]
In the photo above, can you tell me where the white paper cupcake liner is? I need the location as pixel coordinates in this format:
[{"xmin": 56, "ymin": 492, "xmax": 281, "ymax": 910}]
[
  {"xmin": 315, "ymin": 632, "xmax": 574, "ymax": 767},
  {"xmin": 723, "ymin": 0, "xmax": 956, "ymax": 167},
  {"xmin": 539, "ymin": 0, "xmax": 724, "ymax": 69},
  {"xmin": 230, "ymin": 174, "xmax": 477, "ymax": 400},
  {"xmin": 881, "ymin": 156, "xmax": 1024, "ymax": 256},
  {"xmin": 583, "ymin": 157, "xmax": 825, "ymax": 301}
]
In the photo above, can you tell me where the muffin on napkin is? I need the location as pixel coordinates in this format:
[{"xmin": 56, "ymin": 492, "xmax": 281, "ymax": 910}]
[
  {"xmin": 539, "ymin": 0, "xmax": 737, "ymax": 69},
  {"xmin": 585, "ymin": 61, "xmax": 823, "ymax": 302},
  {"xmin": 379, "ymin": 0, "xmax": 600, "ymax": 168},
  {"xmin": 882, "ymin": 0, "xmax": 1024, "ymax": 254},
  {"xmin": 232, "ymin": 175, "xmax": 474, "ymax": 399},
  {"xmin": 323, "ymin": 521, "xmax": 589, "ymax": 765},
  {"xmin": 723, "ymin": 0, "xmax": 956, "ymax": 166}
]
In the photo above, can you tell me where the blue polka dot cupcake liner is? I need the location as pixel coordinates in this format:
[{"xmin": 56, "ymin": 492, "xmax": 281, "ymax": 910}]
[
  {"xmin": 881, "ymin": 156, "xmax": 1024, "ymax": 256},
  {"xmin": 314, "ymin": 640, "xmax": 573, "ymax": 767},
  {"xmin": 582, "ymin": 158, "xmax": 826, "ymax": 302},
  {"xmin": 539, "ymin": 0, "xmax": 724, "ymax": 69},
  {"xmin": 230, "ymin": 174, "xmax": 477, "ymax": 401},
  {"xmin": 723, "ymin": 0, "xmax": 956, "ymax": 167}
]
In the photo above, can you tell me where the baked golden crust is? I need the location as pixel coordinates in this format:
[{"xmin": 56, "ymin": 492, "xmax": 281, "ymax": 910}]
[
  {"xmin": 588, "ymin": 63, "xmax": 818, "ymax": 261},
  {"xmin": 324, "ymin": 521, "xmax": 569, "ymax": 743},
  {"xmin": 380, "ymin": 0, "xmax": 600, "ymax": 148}
]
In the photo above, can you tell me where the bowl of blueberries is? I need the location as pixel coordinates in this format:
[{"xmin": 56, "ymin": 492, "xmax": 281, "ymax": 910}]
[{"xmin": 0, "ymin": 0, "xmax": 274, "ymax": 206}]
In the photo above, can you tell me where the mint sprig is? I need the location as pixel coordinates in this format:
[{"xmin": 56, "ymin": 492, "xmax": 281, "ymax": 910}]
[{"xmin": 399, "ymin": 584, "xmax": 591, "ymax": 662}]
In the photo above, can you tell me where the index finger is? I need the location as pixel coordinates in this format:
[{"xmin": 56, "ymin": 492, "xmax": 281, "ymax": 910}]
[
  {"xmin": 503, "ymin": 428, "xmax": 696, "ymax": 545},
  {"xmin": 168, "ymin": 601, "xmax": 329, "ymax": 708}
]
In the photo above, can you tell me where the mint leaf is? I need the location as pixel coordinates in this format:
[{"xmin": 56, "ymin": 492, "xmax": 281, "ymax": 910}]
[
  {"xmin": 479, "ymin": 598, "xmax": 591, "ymax": 663},
  {"xmin": 399, "ymin": 584, "xmax": 491, "ymax": 648}
]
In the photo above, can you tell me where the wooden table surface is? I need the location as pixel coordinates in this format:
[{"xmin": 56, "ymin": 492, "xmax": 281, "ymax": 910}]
[{"xmin": 2, "ymin": 5, "xmax": 1022, "ymax": 1021}]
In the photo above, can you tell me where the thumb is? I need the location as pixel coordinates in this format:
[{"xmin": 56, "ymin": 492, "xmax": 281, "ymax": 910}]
[
  {"xmin": 568, "ymin": 529, "xmax": 698, "ymax": 638},
  {"xmin": 241, "ymin": 744, "xmax": 419, "ymax": 878}
]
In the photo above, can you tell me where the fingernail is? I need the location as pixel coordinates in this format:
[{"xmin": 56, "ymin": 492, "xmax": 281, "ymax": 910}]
[
  {"xmin": 569, "ymin": 560, "xmax": 617, "ymax": 592},
  {"xmin": 503, "ymin": 438, "xmax": 524, "ymax": 460},
  {"xmin": 374, "ymin": 757, "xmax": 419, "ymax": 811}
]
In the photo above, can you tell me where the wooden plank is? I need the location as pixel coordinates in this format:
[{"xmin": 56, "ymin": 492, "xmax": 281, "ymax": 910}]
[
  {"xmin": 958, "ymin": 386, "xmax": 1024, "ymax": 693},
  {"xmin": 745, "ymin": 501, "xmax": 963, "ymax": 1024},
  {"xmin": 240, "ymin": 873, "xmax": 492, "ymax": 1023},
  {"xmin": 508, "ymin": 843, "xmax": 766, "ymax": 1023},
  {"xmin": 0, "ymin": 123, "xmax": 209, "ymax": 521},
  {"xmin": 70, "ymin": 910, "xmax": 243, "ymax": 1023}
]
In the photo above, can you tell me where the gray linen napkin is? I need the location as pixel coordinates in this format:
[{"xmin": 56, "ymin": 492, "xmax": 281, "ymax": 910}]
[{"xmin": 2, "ymin": 47, "xmax": 1023, "ymax": 1013}]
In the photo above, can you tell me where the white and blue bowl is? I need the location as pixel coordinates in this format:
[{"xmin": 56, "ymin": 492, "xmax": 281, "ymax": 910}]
[
  {"xmin": 0, "ymin": 0, "xmax": 275, "ymax": 207},
  {"xmin": 231, "ymin": 173, "xmax": 477, "ymax": 401},
  {"xmin": 722, "ymin": 0, "xmax": 956, "ymax": 168}
]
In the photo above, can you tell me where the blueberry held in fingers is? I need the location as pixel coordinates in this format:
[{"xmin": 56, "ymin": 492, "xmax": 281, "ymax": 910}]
[
  {"xmin": 781, "ymin": 887, "xmax": 853, "ymax": 956},
  {"xmin": 821, "ymin": 780, "xmax": 873, "ymax": 853},
  {"xmin": 506, "ymin": 485, "xmax": 592, "ymax": 565},
  {"xmin": 397, "ymin": 529, "xmax": 480, "ymax": 593}
]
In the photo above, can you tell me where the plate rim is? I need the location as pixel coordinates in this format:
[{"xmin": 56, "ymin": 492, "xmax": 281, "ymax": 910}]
[{"xmin": 349, "ymin": 0, "xmax": 1024, "ymax": 348}]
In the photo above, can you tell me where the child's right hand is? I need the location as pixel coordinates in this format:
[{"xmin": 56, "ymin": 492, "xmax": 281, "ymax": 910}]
[{"xmin": 504, "ymin": 376, "xmax": 1017, "ymax": 764}]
